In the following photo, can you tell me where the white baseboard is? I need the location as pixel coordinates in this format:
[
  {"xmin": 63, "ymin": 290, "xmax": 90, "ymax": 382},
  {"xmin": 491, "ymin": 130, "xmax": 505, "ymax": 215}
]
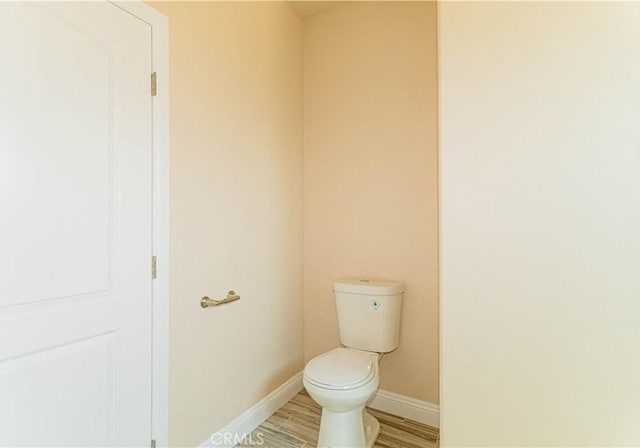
[
  {"xmin": 199, "ymin": 372, "xmax": 304, "ymax": 448},
  {"xmin": 367, "ymin": 389, "xmax": 440, "ymax": 429},
  {"xmin": 199, "ymin": 372, "xmax": 438, "ymax": 447}
]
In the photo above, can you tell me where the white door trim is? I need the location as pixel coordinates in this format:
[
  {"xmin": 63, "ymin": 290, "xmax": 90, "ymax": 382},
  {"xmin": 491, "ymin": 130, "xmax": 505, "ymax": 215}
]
[{"xmin": 109, "ymin": 2, "xmax": 169, "ymax": 446}]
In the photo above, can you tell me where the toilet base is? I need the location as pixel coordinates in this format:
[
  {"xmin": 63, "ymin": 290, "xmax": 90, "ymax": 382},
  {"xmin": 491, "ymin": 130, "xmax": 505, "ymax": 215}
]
[
  {"xmin": 364, "ymin": 411, "xmax": 380, "ymax": 448},
  {"xmin": 317, "ymin": 407, "xmax": 380, "ymax": 448}
]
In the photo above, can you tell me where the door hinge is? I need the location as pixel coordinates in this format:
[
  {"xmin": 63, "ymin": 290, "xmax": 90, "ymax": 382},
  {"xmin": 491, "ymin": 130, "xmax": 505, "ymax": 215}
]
[
  {"xmin": 151, "ymin": 72, "xmax": 157, "ymax": 97},
  {"xmin": 152, "ymin": 256, "xmax": 157, "ymax": 279},
  {"xmin": 151, "ymin": 440, "xmax": 157, "ymax": 448}
]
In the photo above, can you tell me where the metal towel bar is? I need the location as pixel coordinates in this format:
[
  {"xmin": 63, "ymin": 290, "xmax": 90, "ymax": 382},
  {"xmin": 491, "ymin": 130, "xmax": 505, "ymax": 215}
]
[{"xmin": 201, "ymin": 290, "xmax": 240, "ymax": 308}]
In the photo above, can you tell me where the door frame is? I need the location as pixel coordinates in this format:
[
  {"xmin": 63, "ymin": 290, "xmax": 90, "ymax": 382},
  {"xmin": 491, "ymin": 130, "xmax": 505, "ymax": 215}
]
[{"xmin": 110, "ymin": 2, "xmax": 169, "ymax": 446}]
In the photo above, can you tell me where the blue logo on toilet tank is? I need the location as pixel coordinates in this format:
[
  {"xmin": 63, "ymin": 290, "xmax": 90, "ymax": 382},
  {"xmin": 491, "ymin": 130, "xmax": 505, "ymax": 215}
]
[{"xmin": 370, "ymin": 299, "xmax": 380, "ymax": 310}]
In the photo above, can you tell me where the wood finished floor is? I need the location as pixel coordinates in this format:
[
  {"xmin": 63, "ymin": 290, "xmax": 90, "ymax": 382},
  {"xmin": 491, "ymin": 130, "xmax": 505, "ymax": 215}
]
[{"xmin": 237, "ymin": 389, "xmax": 439, "ymax": 448}]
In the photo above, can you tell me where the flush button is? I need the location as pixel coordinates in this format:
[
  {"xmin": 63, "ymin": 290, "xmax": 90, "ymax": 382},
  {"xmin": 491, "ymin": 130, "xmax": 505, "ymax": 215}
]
[{"xmin": 371, "ymin": 299, "xmax": 381, "ymax": 310}]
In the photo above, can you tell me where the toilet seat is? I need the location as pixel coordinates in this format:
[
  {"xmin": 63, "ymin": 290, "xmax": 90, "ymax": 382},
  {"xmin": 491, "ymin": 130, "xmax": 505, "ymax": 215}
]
[{"xmin": 304, "ymin": 348, "xmax": 378, "ymax": 391}]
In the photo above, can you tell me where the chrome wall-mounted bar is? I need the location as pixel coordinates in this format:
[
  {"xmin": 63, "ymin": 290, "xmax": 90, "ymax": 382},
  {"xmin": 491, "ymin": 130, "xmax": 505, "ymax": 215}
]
[{"xmin": 200, "ymin": 290, "xmax": 240, "ymax": 308}]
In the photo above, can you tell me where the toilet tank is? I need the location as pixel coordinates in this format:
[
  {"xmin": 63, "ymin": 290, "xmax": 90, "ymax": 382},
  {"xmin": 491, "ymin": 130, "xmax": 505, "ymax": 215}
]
[{"xmin": 334, "ymin": 278, "xmax": 404, "ymax": 353}]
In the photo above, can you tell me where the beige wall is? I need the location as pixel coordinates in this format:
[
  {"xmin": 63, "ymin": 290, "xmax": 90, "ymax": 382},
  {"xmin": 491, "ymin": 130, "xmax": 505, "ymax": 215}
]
[
  {"xmin": 148, "ymin": 2, "xmax": 304, "ymax": 446},
  {"xmin": 439, "ymin": 2, "xmax": 640, "ymax": 445},
  {"xmin": 303, "ymin": 2, "xmax": 439, "ymax": 404}
]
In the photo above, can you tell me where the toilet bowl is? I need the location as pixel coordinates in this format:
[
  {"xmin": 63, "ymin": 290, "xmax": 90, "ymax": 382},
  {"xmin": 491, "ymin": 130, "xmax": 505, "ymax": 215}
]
[
  {"xmin": 303, "ymin": 348, "xmax": 380, "ymax": 448},
  {"xmin": 304, "ymin": 278, "xmax": 404, "ymax": 448}
]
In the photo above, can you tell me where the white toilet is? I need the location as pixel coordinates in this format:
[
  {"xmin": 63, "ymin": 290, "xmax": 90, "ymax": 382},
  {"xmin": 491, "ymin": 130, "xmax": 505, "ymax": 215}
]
[{"xmin": 303, "ymin": 278, "xmax": 404, "ymax": 448}]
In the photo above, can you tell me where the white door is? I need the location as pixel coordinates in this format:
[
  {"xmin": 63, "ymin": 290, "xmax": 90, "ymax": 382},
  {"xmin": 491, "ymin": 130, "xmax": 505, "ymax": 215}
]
[{"xmin": 0, "ymin": 2, "xmax": 153, "ymax": 446}]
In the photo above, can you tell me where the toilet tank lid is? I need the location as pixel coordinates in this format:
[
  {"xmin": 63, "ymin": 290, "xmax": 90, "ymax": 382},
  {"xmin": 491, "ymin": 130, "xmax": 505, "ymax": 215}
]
[{"xmin": 333, "ymin": 278, "xmax": 404, "ymax": 296}]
